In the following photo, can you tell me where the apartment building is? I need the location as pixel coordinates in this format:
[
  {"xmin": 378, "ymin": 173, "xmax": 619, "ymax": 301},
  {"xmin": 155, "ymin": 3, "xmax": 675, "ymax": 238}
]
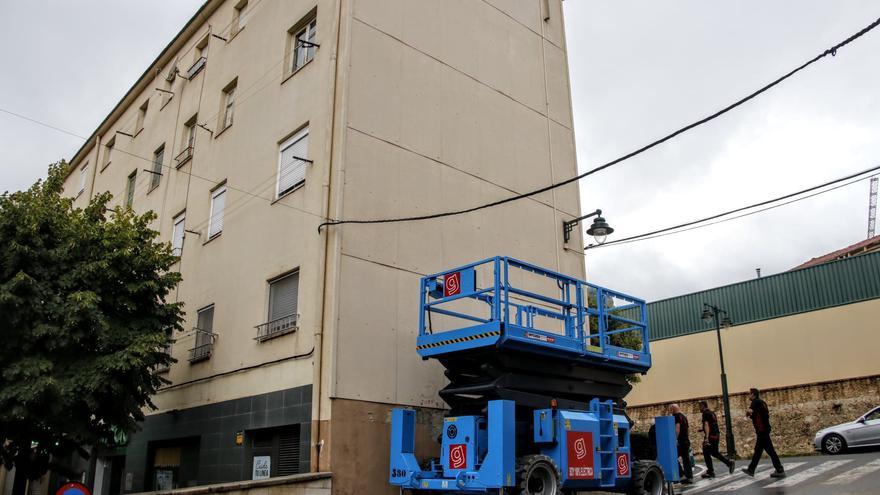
[{"xmin": 54, "ymin": 1, "xmax": 586, "ymax": 494}]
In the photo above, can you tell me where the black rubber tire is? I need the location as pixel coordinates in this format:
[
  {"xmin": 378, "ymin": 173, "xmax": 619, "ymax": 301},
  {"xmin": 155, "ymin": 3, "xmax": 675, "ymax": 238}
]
[
  {"xmin": 516, "ymin": 454, "xmax": 563, "ymax": 495},
  {"xmin": 822, "ymin": 433, "xmax": 848, "ymax": 455},
  {"xmin": 627, "ymin": 460, "xmax": 665, "ymax": 495}
]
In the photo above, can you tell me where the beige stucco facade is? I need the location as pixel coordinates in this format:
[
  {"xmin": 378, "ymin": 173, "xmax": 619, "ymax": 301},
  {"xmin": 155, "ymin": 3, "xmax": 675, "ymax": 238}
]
[
  {"xmin": 628, "ymin": 298, "xmax": 880, "ymax": 406},
  {"xmin": 60, "ymin": 1, "xmax": 584, "ymax": 493}
]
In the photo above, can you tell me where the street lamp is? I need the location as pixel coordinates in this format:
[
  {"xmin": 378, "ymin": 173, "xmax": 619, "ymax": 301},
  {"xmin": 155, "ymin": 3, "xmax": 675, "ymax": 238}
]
[
  {"xmin": 563, "ymin": 209, "xmax": 614, "ymax": 244},
  {"xmin": 702, "ymin": 303, "xmax": 737, "ymax": 460}
]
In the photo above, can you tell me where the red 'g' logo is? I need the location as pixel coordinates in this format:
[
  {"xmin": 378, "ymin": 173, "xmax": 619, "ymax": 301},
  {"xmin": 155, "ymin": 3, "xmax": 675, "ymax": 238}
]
[
  {"xmin": 616, "ymin": 453, "xmax": 630, "ymax": 476},
  {"xmin": 449, "ymin": 444, "xmax": 467, "ymax": 469},
  {"xmin": 444, "ymin": 272, "xmax": 461, "ymax": 297}
]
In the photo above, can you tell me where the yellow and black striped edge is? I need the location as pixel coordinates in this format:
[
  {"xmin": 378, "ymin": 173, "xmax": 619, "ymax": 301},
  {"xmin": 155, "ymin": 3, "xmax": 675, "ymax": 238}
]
[{"xmin": 417, "ymin": 330, "xmax": 501, "ymax": 350}]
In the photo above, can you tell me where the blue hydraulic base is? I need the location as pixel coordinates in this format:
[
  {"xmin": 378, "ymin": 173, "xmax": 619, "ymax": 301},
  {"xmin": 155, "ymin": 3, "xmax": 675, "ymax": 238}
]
[{"xmin": 389, "ymin": 400, "xmax": 682, "ymax": 494}]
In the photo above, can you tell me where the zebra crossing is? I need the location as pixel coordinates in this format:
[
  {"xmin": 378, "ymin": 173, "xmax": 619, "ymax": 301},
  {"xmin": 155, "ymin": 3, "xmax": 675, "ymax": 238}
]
[{"xmin": 679, "ymin": 453, "xmax": 880, "ymax": 494}]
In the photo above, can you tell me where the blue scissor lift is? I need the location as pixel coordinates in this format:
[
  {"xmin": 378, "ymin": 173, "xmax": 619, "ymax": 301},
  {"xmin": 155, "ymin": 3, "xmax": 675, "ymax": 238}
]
[{"xmin": 390, "ymin": 257, "xmax": 679, "ymax": 494}]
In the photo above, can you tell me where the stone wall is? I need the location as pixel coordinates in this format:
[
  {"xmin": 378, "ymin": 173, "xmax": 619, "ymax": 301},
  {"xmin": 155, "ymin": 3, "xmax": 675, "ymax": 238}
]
[
  {"xmin": 130, "ymin": 472, "xmax": 330, "ymax": 495},
  {"xmin": 627, "ymin": 375, "xmax": 880, "ymax": 458}
]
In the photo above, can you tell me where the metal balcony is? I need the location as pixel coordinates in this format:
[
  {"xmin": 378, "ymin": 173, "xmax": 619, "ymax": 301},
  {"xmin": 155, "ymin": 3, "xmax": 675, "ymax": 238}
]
[
  {"xmin": 175, "ymin": 146, "xmax": 193, "ymax": 167},
  {"xmin": 255, "ymin": 314, "xmax": 298, "ymax": 342},
  {"xmin": 188, "ymin": 329, "xmax": 215, "ymax": 363},
  {"xmin": 187, "ymin": 57, "xmax": 207, "ymax": 80}
]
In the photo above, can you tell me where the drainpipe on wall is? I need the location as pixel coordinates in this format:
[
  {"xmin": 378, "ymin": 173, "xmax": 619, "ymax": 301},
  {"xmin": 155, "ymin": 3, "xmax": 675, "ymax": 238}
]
[{"xmin": 312, "ymin": 0, "xmax": 347, "ymax": 473}]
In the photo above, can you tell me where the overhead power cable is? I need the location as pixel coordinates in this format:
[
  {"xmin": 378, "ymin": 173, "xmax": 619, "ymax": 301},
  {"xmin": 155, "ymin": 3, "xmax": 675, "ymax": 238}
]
[
  {"xmin": 582, "ymin": 165, "xmax": 880, "ymax": 250},
  {"xmin": 318, "ymin": 15, "xmax": 880, "ymax": 231},
  {"xmin": 0, "ymin": 106, "xmax": 326, "ymax": 222}
]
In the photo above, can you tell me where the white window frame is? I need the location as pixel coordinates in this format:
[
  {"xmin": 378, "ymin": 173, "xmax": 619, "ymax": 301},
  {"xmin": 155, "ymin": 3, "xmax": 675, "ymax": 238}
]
[
  {"xmin": 78, "ymin": 164, "xmax": 88, "ymax": 195},
  {"xmin": 291, "ymin": 18, "xmax": 317, "ymax": 74},
  {"xmin": 208, "ymin": 185, "xmax": 227, "ymax": 238},
  {"xmin": 172, "ymin": 212, "xmax": 186, "ymax": 257},
  {"xmin": 275, "ymin": 127, "xmax": 309, "ymax": 198},
  {"xmin": 222, "ymin": 82, "xmax": 236, "ymax": 130}
]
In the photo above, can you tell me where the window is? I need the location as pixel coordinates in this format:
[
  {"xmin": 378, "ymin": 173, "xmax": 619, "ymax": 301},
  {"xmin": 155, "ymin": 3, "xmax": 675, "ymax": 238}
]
[
  {"xmin": 197, "ymin": 35, "xmax": 209, "ymax": 59},
  {"xmin": 136, "ymin": 100, "xmax": 148, "ymax": 134},
  {"xmin": 208, "ymin": 185, "xmax": 226, "ymax": 238},
  {"xmin": 220, "ymin": 79, "xmax": 237, "ymax": 130},
  {"xmin": 290, "ymin": 17, "xmax": 317, "ymax": 73},
  {"xmin": 150, "ymin": 145, "xmax": 164, "ymax": 191},
  {"xmin": 188, "ymin": 37, "xmax": 208, "ymax": 79},
  {"xmin": 232, "ymin": 0, "xmax": 249, "ymax": 35},
  {"xmin": 102, "ymin": 137, "xmax": 115, "ymax": 171},
  {"xmin": 172, "ymin": 212, "xmax": 185, "ymax": 257},
  {"xmin": 160, "ymin": 75, "xmax": 174, "ymax": 108},
  {"xmin": 126, "ymin": 171, "xmax": 136, "ymax": 207},
  {"xmin": 276, "ymin": 127, "xmax": 309, "ymax": 197},
  {"xmin": 249, "ymin": 426, "xmax": 301, "ymax": 479},
  {"xmin": 78, "ymin": 163, "xmax": 88, "ymax": 195},
  {"xmin": 257, "ymin": 271, "xmax": 299, "ymax": 341},
  {"xmin": 177, "ymin": 115, "xmax": 197, "ymax": 166},
  {"xmin": 191, "ymin": 305, "xmax": 214, "ymax": 362}
]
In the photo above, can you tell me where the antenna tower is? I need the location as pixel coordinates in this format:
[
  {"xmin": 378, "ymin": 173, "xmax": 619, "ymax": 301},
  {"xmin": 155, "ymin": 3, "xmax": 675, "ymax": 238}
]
[{"xmin": 869, "ymin": 177, "xmax": 878, "ymax": 238}]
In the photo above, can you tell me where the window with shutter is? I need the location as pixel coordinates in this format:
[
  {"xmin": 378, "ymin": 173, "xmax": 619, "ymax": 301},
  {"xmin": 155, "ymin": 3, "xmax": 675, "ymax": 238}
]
[
  {"xmin": 197, "ymin": 305, "xmax": 214, "ymax": 333},
  {"xmin": 269, "ymin": 272, "xmax": 298, "ymax": 321},
  {"xmin": 276, "ymin": 128, "xmax": 309, "ymax": 198},
  {"xmin": 78, "ymin": 164, "xmax": 88, "ymax": 195},
  {"xmin": 209, "ymin": 186, "xmax": 226, "ymax": 238},
  {"xmin": 247, "ymin": 426, "xmax": 301, "ymax": 479},
  {"xmin": 172, "ymin": 213, "xmax": 185, "ymax": 256}
]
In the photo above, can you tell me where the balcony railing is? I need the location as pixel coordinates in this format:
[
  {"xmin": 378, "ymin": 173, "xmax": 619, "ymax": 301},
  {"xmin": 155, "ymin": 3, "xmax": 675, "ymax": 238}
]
[
  {"xmin": 255, "ymin": 314, "xmax": 298, "ymax": 342},
  {"xmin": 187, "ymin": 57, "xmax": 207, "ymax": 80},
  {"xmin": 188, "ymin": 329, "xmax": 215, "ymax": 363},
  {"xmin": 175, "ymin": 146, "xmax": 193, "ymax": 167}
]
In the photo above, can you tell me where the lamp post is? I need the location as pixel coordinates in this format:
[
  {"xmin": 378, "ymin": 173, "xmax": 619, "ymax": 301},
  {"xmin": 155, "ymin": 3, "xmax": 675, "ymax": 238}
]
[
  {"xmin": 701, "ymin": 303, "xmax": 737, "ymax": 460},
  {"xmin": 562, "ymin": 209, "xmax": 614, "ymax": 244}
]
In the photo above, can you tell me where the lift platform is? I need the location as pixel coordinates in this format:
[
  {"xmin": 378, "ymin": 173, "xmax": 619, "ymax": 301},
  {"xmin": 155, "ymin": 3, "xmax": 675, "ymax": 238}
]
[
  {"xmin": 419, "ymin": 257, "xmax": 650, "ymax": 414},
  {"xmin": 392, "ymin": 257, "xmax": 676, "ymax": 495}
]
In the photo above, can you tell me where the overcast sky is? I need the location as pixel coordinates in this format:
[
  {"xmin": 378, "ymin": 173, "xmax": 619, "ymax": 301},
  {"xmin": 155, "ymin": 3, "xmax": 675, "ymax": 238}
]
[{"xmin": 1, "ymin": 1, "xmax": 878, "ymax": 301}]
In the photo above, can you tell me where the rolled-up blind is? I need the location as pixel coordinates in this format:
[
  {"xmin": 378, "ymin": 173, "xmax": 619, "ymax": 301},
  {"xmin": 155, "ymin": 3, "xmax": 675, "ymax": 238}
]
[
  {"xmin": 269, "ymin": 272, "xmax": 298, "ymax": 321},
  {"xmin": 277, "ymin": 132, "xmax": 309, "ymax": 196}
]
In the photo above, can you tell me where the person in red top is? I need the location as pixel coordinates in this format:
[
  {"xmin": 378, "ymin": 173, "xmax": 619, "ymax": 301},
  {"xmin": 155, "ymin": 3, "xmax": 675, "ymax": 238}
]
[{"xmin": 742, "ymin": 388, "xmax": 785, "ymax": 478}]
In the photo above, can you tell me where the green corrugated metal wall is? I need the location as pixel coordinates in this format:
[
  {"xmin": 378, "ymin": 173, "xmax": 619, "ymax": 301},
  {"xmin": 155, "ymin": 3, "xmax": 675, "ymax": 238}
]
[{"xmin": 647, "ymin": 251, "xmax": 880, "ymax": 341}]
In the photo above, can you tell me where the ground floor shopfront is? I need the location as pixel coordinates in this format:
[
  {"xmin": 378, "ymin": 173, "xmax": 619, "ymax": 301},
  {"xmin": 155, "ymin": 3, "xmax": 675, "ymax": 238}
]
[{"xmin": 93, "ymin": 385, "xmax": 313, "ymax": 495}]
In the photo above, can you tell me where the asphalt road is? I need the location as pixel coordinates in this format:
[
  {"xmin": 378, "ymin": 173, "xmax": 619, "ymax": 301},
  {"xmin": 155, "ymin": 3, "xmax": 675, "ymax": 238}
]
[{"xmin": 679, "ymin": 451, "xmax": 880, "ymax": 495}]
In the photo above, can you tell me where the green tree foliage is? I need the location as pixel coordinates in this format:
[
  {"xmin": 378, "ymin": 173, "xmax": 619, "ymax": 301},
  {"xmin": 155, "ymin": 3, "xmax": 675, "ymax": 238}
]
[
  {"xmin": 587, "ymin": 291, "xmax": 644, "ymax": 383},
  {"xmin": 0, "ymin": 162, "xmax": 182, "ymax": 483}
]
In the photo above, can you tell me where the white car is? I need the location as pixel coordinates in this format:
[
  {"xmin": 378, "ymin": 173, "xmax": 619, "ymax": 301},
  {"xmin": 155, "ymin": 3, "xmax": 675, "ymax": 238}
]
[{"xmin": 814, "ymin": 406, "xmax": 880, "ymax": 454}]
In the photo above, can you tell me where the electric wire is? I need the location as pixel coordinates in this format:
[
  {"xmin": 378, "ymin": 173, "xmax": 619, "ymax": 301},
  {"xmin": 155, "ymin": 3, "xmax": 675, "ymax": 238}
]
[
  {"xmin": 317, "ymin": 15, "xmax": 880, "ymax": 231},
  {"xmin": 0, "ymin": 106, "xmax": 327, "ymax": 222},
  {"xmin": 597, "ymin": 175, "xmax": 876, "ymax": 249},
  {"xmin": 581, "ymin": 166, "xmax": 880, "ymax": 250}
]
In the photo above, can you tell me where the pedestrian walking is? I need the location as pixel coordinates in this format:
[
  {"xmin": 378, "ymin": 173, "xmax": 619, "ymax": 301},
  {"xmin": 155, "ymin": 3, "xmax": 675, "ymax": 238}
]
[
  {"xmin": 741, "ymin": 388, "xmax": 786, "ymax": 478},
  {"xmin": 670, "ymin": 403, "xmax": 694, "ymax": 484},
  {"xmin": 699, "ymin": 400, "xmax": 734, "ymax": 478}
]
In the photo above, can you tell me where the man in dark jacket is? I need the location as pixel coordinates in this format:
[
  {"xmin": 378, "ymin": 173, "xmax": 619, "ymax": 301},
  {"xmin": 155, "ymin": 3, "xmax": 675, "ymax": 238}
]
[
  {"xmin": 742, "ymin": 388, "xmax": 785, "ymax": 478},
  {"xmin": 699, "ymin": 400, "xmax": 733, "ymax": 478},
  {"xmin": 670, "ymin": 404, "xmax": 693, "ymax": 484}
]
